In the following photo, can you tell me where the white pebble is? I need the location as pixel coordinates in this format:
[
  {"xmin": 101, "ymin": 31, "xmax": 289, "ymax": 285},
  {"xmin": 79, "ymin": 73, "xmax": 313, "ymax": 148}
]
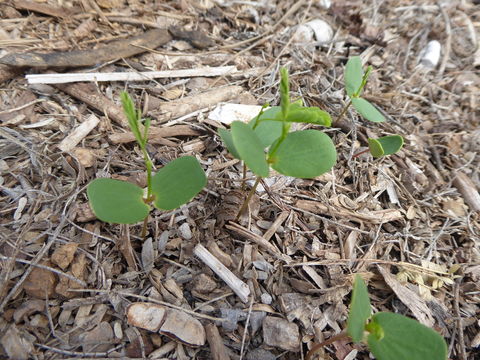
[
  {"xmin": 261, "ymin": 293, "xmax": 273, "ymax": 305},
  {"xmin": 419, "ymin": 40, "xmax": 441, "ymax": 68},
  {"xmin": 305, "ymin": 19, "xmax": 333, "ymax": 44}
]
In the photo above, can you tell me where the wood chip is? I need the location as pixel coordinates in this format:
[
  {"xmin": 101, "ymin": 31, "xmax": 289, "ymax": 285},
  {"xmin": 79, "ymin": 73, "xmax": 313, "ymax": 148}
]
[
  {"xmin": 58, "ymin": 114, "xmax": 99, "ymax": 152},
  {"xmin": 23, "ymin": 261, "xmax": 58, "ymax": 299},
  {"xmin": 377, "ymin": 265, "xmax": 434, "ymax": 327},
  {"xmin": 205, "ymin": 323, "xmax": 230, "ymax": 360},
  {"xmin": 153, "ymin": 86, "xmax": 243, "ymax": 122},
  {"xmin": 296, "ymin": 199, "xmax": 403, "ymax": 224},
  {"xmin": 0, "ymin": 324, "xmax": 33, "ymax": 360},
  {"xmin": 194, "ymin": 243, "xmax": 250, "ymax": 303},
  {"xmin": 50, "ymin": 243, "xmax": 78, "ymax": 270},
  {"xmin": 127, "ymin": 302, "xmax": 167, "ymax": 332},
  {"xmin": 26, "ymin": 66, "xmax": 236, "ymax": 84},
  {"xmin": 262, "ymin": 316, "xmax": 300, "ymax": 352},
  {"xmin": 159, "ymin": 308, "xmax": 206, "ymax": 347}
]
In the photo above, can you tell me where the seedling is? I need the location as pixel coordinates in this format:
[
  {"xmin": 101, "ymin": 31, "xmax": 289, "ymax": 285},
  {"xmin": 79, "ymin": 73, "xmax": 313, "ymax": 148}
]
[
  {"xmin": 306, "ymin": 275, "xmax": 447, "ymax": 360},
  {"xmin": 219, "ymin": 68, "xmax": 337, "ymax": 218},
  {"xmin": 340, "ymin": 56, "xmax": 404, "ymax": 158},
  {"xmin": 87, "ymin": 92, "xmax": 206, "ymax": 237}
]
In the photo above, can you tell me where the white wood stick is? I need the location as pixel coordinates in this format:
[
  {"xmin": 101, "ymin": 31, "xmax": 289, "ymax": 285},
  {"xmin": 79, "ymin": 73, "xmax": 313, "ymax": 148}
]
[
  {"xmin": 58, "ymin": 113, "xmax": 99, "ymax": 152},
  {"xmin": 26, "ymin": 66, "xmax": 237, "ymax": 84},
  {"xmin": 193, "ymin": 244, "xmax": 250, "ymax": 303}
]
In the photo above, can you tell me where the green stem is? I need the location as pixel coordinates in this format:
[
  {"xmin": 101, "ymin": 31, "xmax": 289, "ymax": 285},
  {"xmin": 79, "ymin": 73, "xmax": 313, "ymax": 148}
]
[
  {"xmin": 236, "ymin": 176, "xmax": 261, "ymax": 221},
  {"xmin": 335, "ymin": 100, "xmax": 352, "ymax": 124}
]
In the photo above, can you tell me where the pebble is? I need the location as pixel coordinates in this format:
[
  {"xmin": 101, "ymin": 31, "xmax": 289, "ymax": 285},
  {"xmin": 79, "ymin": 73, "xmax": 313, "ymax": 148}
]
[
  {"xmin": 419, "ymin": 40, "xmax": 441, "ymax": 68},
  {"xmin": 261, "ymin": 293, "xmax": 273, "ymax": 305},
  {"xmin": 292, "ymin": 19, "xmax": 333, "ymax": 44},
  {"xmin": 178, "ymin": 222, "xmax": 192, "ymax": 240}
]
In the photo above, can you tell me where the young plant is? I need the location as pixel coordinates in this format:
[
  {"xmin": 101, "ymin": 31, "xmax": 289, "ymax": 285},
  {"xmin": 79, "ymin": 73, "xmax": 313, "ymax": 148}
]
[
  {"xmin": 218, "ymin": 68, "xmax": 337, "ymax": 218},
  {"xmin": 341, "ymin": 56, "xmax": 404, "ymax": 158},
  {"xmin": 307, "ymin": 275, "xmax": 447, "ymax": 360},
  {"xmin": 87, "ymin": 92, "xmax": 206, "ymax": 237}
]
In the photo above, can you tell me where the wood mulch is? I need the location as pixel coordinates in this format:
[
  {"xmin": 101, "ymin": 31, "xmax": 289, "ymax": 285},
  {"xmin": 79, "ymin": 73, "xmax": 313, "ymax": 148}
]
[{"xmin": 0, "ymin": 0, "xmax": 479, "ymax": 359}]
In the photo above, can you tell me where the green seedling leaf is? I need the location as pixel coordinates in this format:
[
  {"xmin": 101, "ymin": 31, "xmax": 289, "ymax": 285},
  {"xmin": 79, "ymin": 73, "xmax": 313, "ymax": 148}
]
[
  {"xmin": 280, "ymin": 68, "xmax": 290, "ymax": 117},
  {"xmin": 285, "ymin": 106, "xmax": 332, "ymax": 127},
  {"xmin": 152, "ymin": 156, "xmax": 206, "ymax": 210},
  {"xmin": 347, "ymin": 275, "xmax": 372, "ymax": 342},
  {"xmin": 249, "ymin": 107, "xmax": 284, "ymax": 148},
  {"xmin": 345, "ymin": 56, "xmax": 363, "ymax": 97},
  {"xmin": 368, "ymin": 135, "xmax": 404, "ymax": 158},
  {"xmin": 367, "ymin": 312, "xmax": 447, "ymax": 360},
  {"xmin": 351, "ymin": 98, "xmax": 385, "ymax": 123},
  {"xmin": 269, "ymin": 130, "xmax": 336, "ymax": 178},
  {"xmin": 121, "ymin": 92, "xmax": 143, "ymax": 146},
  {"xmin": 218, "ymin": 128, "xmax": 240, "ymax": 159},
  {"xmin": 87, "ymin": 178, "xmax": 149, "ymax": 224},
  {"xmin": 231, "ymin": 121, "xmax": 269, "ymax": 177}
]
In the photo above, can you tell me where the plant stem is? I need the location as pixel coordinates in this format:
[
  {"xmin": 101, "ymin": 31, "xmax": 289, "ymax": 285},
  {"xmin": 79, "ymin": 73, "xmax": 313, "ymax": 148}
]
[
  {"xmin": 236, "ymin": 176, "xmax": 261, "ymax": 221},
  {"xmin": 140, "ymin": 216, "xmax": 149, "ymax": 238},
  {"xmin": 305, "ymin": 331, "xmax": 349, "ymax": 360},
  {"xmin": 241, "ymin": 162, "xmax": 247, "ymax": 191},
  {"xmin": 335, "ymin": 100, "xmax": 352, "ymax": 124}
]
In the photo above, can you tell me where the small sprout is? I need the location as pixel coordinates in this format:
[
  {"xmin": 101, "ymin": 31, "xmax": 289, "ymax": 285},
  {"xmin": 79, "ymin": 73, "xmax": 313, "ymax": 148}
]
[
  {"xmin": 348, "ymin": 275, "xmax": 448, "ymax": 360},
  {"xmin": 219, "ymin": 68, "xmax": 336, "ymax": 218},
  {"xmin": 368, "ymin": 135, "xmax": 404, "ymax": 158},
  {"xmin": 342, "ymin": 56, "xmax": 404, "ymax": 158},
  {"xmin": 87, "ymin": 92, "xmax": 206, "ymax": 235},
  {"xmin": 347, "ymin": 274, "xmax": 372, "ymax": 343}
]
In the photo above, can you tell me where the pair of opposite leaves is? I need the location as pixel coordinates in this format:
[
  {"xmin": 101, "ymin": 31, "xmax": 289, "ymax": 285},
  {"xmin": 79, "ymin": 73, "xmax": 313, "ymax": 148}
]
[
  {"xmin": 87, "ymin": 156, "xmax": 206, "ymax": 224},
  {"xmin": 344, "ymin": 56, "xmax": 404, "ymax": 158},
  {"xmin": 219, "ymin": 103, "xmax": 337, "ymax": 179}
]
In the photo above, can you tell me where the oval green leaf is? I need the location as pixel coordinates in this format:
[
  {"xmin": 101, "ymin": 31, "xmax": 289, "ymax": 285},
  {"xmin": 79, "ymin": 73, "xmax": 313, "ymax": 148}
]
[
  {"xmin": 270, "ymin": 130, "xmax": 336, "ymax": 178},
  {"xmin": 87, "ymin": 178, "xmax": 149, "ymax": 224},
  {"xmin": 368, "ymin": 312, "xmax": 447, "ymax": 360},
  {"xmin": 285, "ymin": 107, "xmax": 332, "ymax": 127},
  {"xmin": 218, "ymin": 128, "xmax": 240, "ymax": 159},
  {"xmin": 231, "ymin": 121, "xmax": 269, "ymax": 177},
  {"xmin": 352, "ymin": 97, "xmax": 385, "ymax": 123},
  {"xmin": 347, "ymin": 274, "xmax": 372, "ymax": 343},
  {"xmin": 368, "ymin": 135, "xmax": 404, "ymax": 158},
  {"xmin": 345, "ymin": 56, "xmax": 363, "ymax": 97},
  {"xmin": 152, "ymin": 156, "xmax": 207, "ymax": 210},
  {"xmin": 249, "ymin": 108, "xmax": 284, "ymax": 148}
]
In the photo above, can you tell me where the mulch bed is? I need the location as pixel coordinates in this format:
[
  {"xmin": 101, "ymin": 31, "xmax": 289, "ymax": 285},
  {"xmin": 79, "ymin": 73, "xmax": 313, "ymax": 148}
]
[{"xmin": 0, "ymin": 0, "xmax": 479, "ymax": 359}]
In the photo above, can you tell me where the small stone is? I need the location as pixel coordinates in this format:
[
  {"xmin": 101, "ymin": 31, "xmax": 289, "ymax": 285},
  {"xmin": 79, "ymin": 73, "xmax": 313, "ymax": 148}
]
[
  {"xmin": 246, "ymin": 348, "xmax": 276, "ymax": 360},
  {"xmin": 262, "ymin": 316, "xmax": 300, "ymax": 352},
  {"xmin": 419, "ymin": 40, "xmax": 441, "ymax": 68},
  {"xmin": 178, "ymin": 222, "xmax": 192, "ymax": 240},
  {"xmin": 261, "ymin": 293, "xmax": 273, "ymax": 305},
  {"xmin": 306, "ymin": 19, "xmax": 333, "ymax": 44}
]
